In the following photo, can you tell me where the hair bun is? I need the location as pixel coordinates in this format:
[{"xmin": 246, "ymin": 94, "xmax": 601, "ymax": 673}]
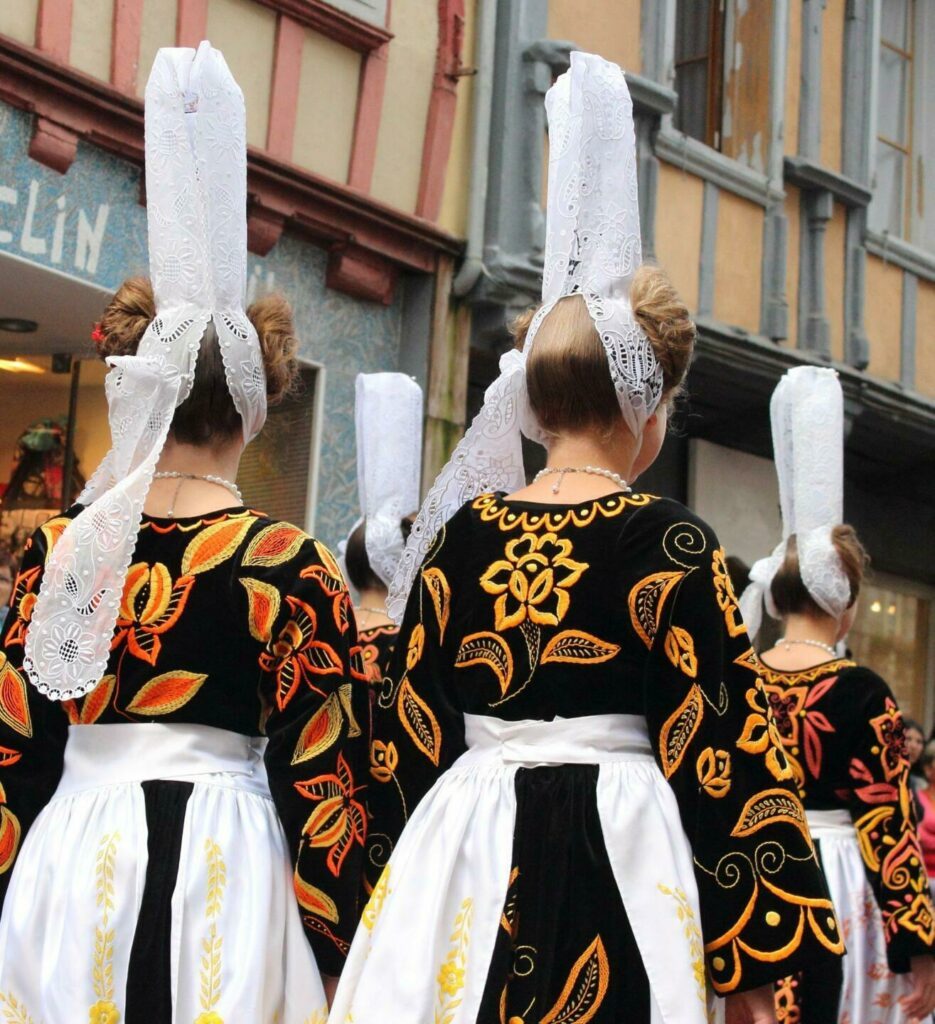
[
  {"xmin": 246, "ymin": 293, "xmax": 300, "ymax": 406},
  {"xmin": 97, "ymin": 277, "xmax": 155, "ymax": 359}
]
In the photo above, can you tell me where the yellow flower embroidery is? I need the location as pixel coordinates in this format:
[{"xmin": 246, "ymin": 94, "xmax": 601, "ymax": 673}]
[
  {"xmin": 436, "ymin": 960, "xmax": 465, "ymax": 997},
  {"xmin": 737, "ymin": 687, "xmax": 794, "ymax": 782},
  {"xmin": 362, "ymin": 867, "xmax": 391, "ymax": 932},
  {"xmin": 406, "ymin": 624, "xmax": 425, "ymax": 670},
  {"xmin": 194, "ymin": 1015, "xmax": 223, "ymax": 1024},
  {"xmin": 435, "ymin": 898, "xmax": 473, "ymax": 1024},
  {"xmin": 658, "ymin": 885, "xmax": 706, "ymax": 1004},
  {"xmin": 369, "ymin": 740, "xmax": 399, "ymax": 783},
  {"xmin": 480, "ymin": 532, "xmax": 587, "ymax": 631},
  {"xmin": 696, "ymin": 748, "xmax": 732, "ymax": 799},
  {"xmin": 88, "ymin": 1001, "xmax": 120, "ymax": 1024}
]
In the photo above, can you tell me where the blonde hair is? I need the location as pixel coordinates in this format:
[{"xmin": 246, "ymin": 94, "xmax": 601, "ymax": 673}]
[
  {"xmin": 514, "ymin": 264, "xmax": 695, "ymax": 436},
  {"xmin": 770, "ymin": 526, "xmax": 869, "ymax": 617}
]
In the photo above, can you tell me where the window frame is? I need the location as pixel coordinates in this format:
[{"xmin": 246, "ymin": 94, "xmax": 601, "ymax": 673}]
[{"xmin": 673, "ymin": 0, "xmax": 727, "ymax": 150}]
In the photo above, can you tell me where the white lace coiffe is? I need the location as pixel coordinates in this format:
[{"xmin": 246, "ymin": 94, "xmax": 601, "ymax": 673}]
[
  {"xmin": 342, "ymin": 373, "xmax": 423, "ymax": 591},
  {"xmin": 24, "ymin": 43, "xmax": 267, "ymax": 699},
  {"xmin": 387, "ymin": 51, "xmax": 663, "ymax": 622},
  {"xmin": 738, "ymin": 366, "xmax": 851, "ymax": 638}
]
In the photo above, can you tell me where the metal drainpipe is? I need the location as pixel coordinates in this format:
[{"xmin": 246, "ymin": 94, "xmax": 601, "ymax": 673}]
[{"xmin": 452, "ymin": 0, "xmax": 499, "ymax": 298}]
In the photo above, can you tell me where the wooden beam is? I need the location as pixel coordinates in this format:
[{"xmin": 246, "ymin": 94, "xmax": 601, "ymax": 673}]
[
  {"xmin": 36, "ymin": 0, "xmax": 73, "ymax": 63},
  {"xmin": 347, "ymin": 40, "xmax": 389, "ymax": 191},
  {"xmin": 267, "ymin": 15, "xmax": 305, "ymax": 160},
  {"xmin": 251, "ymin": 0, "xmax": 391, "ymax": 53},
  {"xmin": 111, "ymin": 0, "xmax": 144, "ymax": 94},
  {"xmin": 176, "ymin": 0, "xmax": 209, "ymax": 48}
]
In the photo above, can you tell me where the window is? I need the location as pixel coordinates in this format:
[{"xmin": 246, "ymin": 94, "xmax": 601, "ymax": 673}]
[
  {"xmin": 237, "ymin": 366, "xmax": 318, "ymax": 528},
  {"xmin": 673, "ymin": 0, "xmax": 726, "ymax": 148},
  {"xmin": 871, "ymin": 0, "xmax": 915, "ymax": 237},
  {"xmin": 672, "ymin": 0, "xmax": 773, "ymax": 172}
]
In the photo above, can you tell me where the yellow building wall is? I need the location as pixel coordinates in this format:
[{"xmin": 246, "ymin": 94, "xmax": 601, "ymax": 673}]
[
  {"xmin": 654, "ymin": 162, "xmax": 703, "ymax": 313},
  {"xmin": 206, "ymin": 0, "xmax": 276, "ymax": 149},
  {"xmin": 820, "ymin": 0, "xmax": 843, "ymax": 172},
  {"xmin": 293, "ymin": 32, "xmax": 361, "ymax": 183},
  {"xmin": 915, "ymin": 281, "xmax": 935, "ymax": 397},
  {"xmin": 0, "ymin": 1, "xmax": 38, "ymax": 46},
  {"xmin": 547, "ymin": 0, "xmax": 641, "ymax": 73},
  {"xmin": 713, "ymin": 192, "xmax": 763, "ymax": 334},
  {"xmin": 70, "ymin": 0, "xmax": 115, "ymax": 82},
  {"xmin": 864, "ymin": 255, "xmax": 903, "ymax": 382},
  {"xmin": 826, "ymin": 203, "xmax": 846, "ymax": 361},
  {"xmin": 785, "ymin": 186, "xmax": 801, "ymax": 348},
  {"xmin": 138, "ymin": 0, "xmax": 179, "ymax": 95},
  {"xmin": 785, "ymin": 0, "xmax": 801, "ymax": 157},
  {"xmin": 438, "ymin": 0, "xmax": 477, "ymax": 237},
  {"xmin": 370, "ymin": 0, "xmax": 437, "ymax": 214}
]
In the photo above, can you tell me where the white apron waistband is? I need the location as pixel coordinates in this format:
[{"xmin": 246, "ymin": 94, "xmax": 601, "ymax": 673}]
[
  {"xmin": 56, "ymin": 722, "xmax": 269, "ymax": 799},
  {"xmin": 806, "ymin": 807, "xmax": 855, "ymax": 840},
  {"xmin": 460, "ymin": 713, "xmax": 653, "ymax": 768}
]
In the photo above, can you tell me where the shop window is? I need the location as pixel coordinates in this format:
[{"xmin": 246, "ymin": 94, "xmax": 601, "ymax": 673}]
[
  {"xmin": 673, "ymin": 0, "xmax": 772, "ymax": 172},
  {"xmin": 870, "ymin": 0, "xmax": 935, "ymax": 249},
  {"xmin": 237, "ymin": 366, "xmax": 318, "ymax": 528},
  {"xmin": 847, "ymin": 574, "xmax": 934, "ymax": 726}
]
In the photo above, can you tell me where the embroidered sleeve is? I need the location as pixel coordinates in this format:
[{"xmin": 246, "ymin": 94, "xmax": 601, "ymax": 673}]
[
  {"xmin": 0, "ymin": 520, "xmax": 71, "ymax": 905},
  {"xmin": 629, "ymin": 507, "xmax": 843, "ymax": 994},
  {"xmin": 844, "ymin": 670, "xmax": 935, "ymax": 970},
  {"xmin": 252, "ymin": 528, "xmax": 369, "ymax": 976},
  {"xmin": 364, "ymin": 515, "xmax": 467, "ymax": 897}
]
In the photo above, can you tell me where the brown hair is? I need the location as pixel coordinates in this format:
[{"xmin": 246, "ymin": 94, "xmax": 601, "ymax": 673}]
[
  {"xmin": 97, "ymin": 277, "xmax": 299, "ymax": 446},
  {"xmin": 516, "ymin": 264, "xmax": 695, "ymax": 437},
  {"xmin": 770, "ymin": 526, "xmax": 869, "ymax": 618},
  {"xmin": 344, "ymin": 517, "xmax": 413, "ymax": 594}
]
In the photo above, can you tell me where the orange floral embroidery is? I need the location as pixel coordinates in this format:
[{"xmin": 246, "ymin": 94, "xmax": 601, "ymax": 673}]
[
  {"xmin": 260, "ymin": 597, "xmax": 343, "ymax": 711},
  {"xmin": 4, "ymin": 564, "xmax": 40, "ymax": 647},
  {"xmin": 480, "ymin": 532, "xmax": 586, "ymax": 631},
  {"xmin": 113, "ymin": 562, "xmax": 194, "ymax": 665},
  {"xmin": 295, "ymin": 752, "xmax": 366, "ymax": 876},
  {"xmin": 0, "ymin": 654, "xmax": 31, "ymax": 738},
  {"xmin": 736, "ymin": 686, "xmax": 794, "ymax": 782}
]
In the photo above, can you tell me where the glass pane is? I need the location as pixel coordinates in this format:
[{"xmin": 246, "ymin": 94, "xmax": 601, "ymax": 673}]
[
  {"xmin": 873, "ymin": 142, "xmax": 906, "ymax": 234},
  {"xmin": 848, "ymin": 582, "xmax": 931, "ymax": 724},
  {"xmin": 881, "ymin": 0, "xmax": 912, "ymax": 49},
  {"xmin": 675, "ymin": 0, "xmax": 713, "ymax": 63},
  {"xmin": 879, "ymin": 46, "xmax": 912, "ymax": 146},
  {"xmin": 674, "ymin": 60, "xmax": 710, "ymax": 142}
]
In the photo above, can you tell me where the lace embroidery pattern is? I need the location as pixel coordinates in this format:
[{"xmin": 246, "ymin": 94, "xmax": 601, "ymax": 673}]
[{"xmin": 24, "ymin": 44, "xmax": 266, "ymax": 699}]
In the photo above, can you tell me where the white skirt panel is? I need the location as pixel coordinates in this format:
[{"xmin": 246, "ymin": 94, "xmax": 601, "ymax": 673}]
[
  {"xmin": 331, "ymin": 714, "xmax": 718, "ymax": 1024},
  {"xmin": 807, "ymin": 809, "xmax": 911, "ymax": 1022},
  {"xmin": 0, "ymin": 723, "xmax": 328, "ymax": 1024}
]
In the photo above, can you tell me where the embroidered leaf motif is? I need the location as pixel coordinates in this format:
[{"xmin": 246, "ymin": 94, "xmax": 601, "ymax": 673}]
[
  {"xmin": 0, "ymin": 806, "xmax": 21, "ymax": 874},
  {"xmin": 422, "ymin": 567, "xmax": 451, "ymax": 643},
  {"xmin": 664, "ymin": 626, "xmax": 698, "ymax": 679},
  {"xmin": 292, "ymin": 692, "xmax": 343, "ymax": 765},
  {"xmin": 628, "ymin": 571, "xmax": 684, "ymax": 649},
  {"xmin": 243, "ymin": 522, "xmax": 307, "ymax": 567},
  {"xmin": 304, "ymin": 641, "xmax": 343, "ymax": 675},
  {"xmin": 240, "ymin": 577, "xmax": 281, "ymax": 642},
  {"xmin": 733, "ymin": 646, "xmax": 761, "ymax": 675},
  {"xmin": 455, "ymin": 632, "xmax": 514, "ymax": 696},
  {"xmin": 397, "ymin": 678, "xmax": 442, "ymax": 766},
  {"xmin": 541, "ymin": 630, "xmax": 620, "ymax": 665},
  {"xmin": 0, "ymin": 747, "xmax": 21, "ymax": 768},
  {"xmin": 39, "ymin": 516, "xmax": 70, "ymax": 555},
  {"xmin": 731, "ymin": 788, "xmax": 811, "ymax": 844},
  {"xmin": 0, "ymin": 654, "xmax": 31, "ymax": 738},
  {"xmin": 293, "ymin": 865, "xmax": 339, "ymax": 922},
  {"xmin": 660, "ymin": 685, "xmax": 704, "ymax": 778},
  {"xmin": 181, "ymin": 517, "xmax": 253, "ymax": 576},
  {"xmin": 541, "ymin": 934, "xmax": 609, "ymax": 1024},
  {"xmin": 314, "ymin": 541, "xmax": 345, "ymax": 585},
  {"xmin": 79, "ymin": 675, "xmax": 116, "ymax": 725},
  {"xmin": 126, "ymin": 670, "xmax": 208, "ymax": 715},
  {"xmin": 338, "ymin": 682, "xmax": 362, "ymax": 738}
]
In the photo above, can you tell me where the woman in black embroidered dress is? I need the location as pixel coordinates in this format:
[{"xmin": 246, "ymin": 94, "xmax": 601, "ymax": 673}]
[
  {"xmin": 0, "ymin": 281, "xmax": 368, "ymax": 1021},
  {"xmin": 333, "ymin": 264, "xmax": 843, "ymax": 1024},
  {"xmin": 758, "ymin": 531, "xmax": 935, "ymax": 1022}
]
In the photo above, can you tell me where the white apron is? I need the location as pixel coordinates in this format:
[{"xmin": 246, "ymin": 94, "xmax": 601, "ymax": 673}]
[
  {"xmin": 0, "ymin": 722, "xmax": 328, "ymax": 1024},
  {"xmin": 331, "ymin": 713, "xmax": 720, "ymax": 1024},
  {"xmin": 807, "ymin": 808, "xmax": 911, "ymax": 1022}
]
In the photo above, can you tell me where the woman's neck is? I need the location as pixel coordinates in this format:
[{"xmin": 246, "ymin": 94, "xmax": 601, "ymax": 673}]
[
  {"xmin": 760, "ymin": 612, "xmax": 841, "ymax": 670},
  {"xmin": 355, "ymin": 587, "xmax": 391, "ymax": 629},
  {"xmin": 145, "ymin": 438, "xmax": 244, "ymax": 518},
  {"xmin": 509, "ymin": 426, "xmax": 638, "ymax": 504}
]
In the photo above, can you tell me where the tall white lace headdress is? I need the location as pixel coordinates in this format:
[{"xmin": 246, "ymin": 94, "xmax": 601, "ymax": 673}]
[
  {"xmin": 349, "ymin": 373, "xmax": 423, "ymax": 590},
  {"xmin": 387, "ymin": 50, "xmax": 662, "ymax": 622},
  {"xmin": 738, "ymin": 365, "xmax": 851, "ymax": 639},
  {"xmin": 24, "ymin": 42, "xmax": 267, "ymax": 699}
]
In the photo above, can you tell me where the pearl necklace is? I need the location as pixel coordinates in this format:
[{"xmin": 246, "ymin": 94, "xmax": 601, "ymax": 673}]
[
  {"xmin": 154, "ymin": 471, "xmax": 243, "ymax": 517},
  {"xmin": 777, "ymin": 637, "xmax": 838, "ymax": 657},
  {"xmin": 533, "ymin": 465, "xmax": 631, "ymax": 495}
]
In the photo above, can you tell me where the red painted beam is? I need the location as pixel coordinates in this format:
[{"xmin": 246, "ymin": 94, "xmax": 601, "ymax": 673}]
[
  {"xmin": 251, "ymin": 0, "xmax": 391, "ymax": 53},
  {"xmin": 348, "ymin": 41, "xmax": 389, "ymax": 191},
  {"xmin": 176, "ymin": 0, "xmax": 208, "ymax": 48},
  {"xmin": 267, "ymin": 15, "xmax": 304, "ymax": 161},
  {"xmin": 111, "ymin": 0, "xmax": 144, "ymax": 94},
  {"xmin": 416, "ymin": 0, "xmax": 467, "ymax": 222},
  {"xmin": 36, "ymin": 0, "xmax": 74, "ymax": 63}
]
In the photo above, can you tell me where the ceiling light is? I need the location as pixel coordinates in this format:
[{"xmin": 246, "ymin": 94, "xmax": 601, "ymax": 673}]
[
  {"xmin": 0, "ymin": 318, "xmax": 38, "ymax": 333},
  {"xmin": 0, "ymin": 358, "xmax": 44, "ymax": 375},
  {"xmin": 870, "ymin": 600, "xmax": 882, "ymax": 613}
]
